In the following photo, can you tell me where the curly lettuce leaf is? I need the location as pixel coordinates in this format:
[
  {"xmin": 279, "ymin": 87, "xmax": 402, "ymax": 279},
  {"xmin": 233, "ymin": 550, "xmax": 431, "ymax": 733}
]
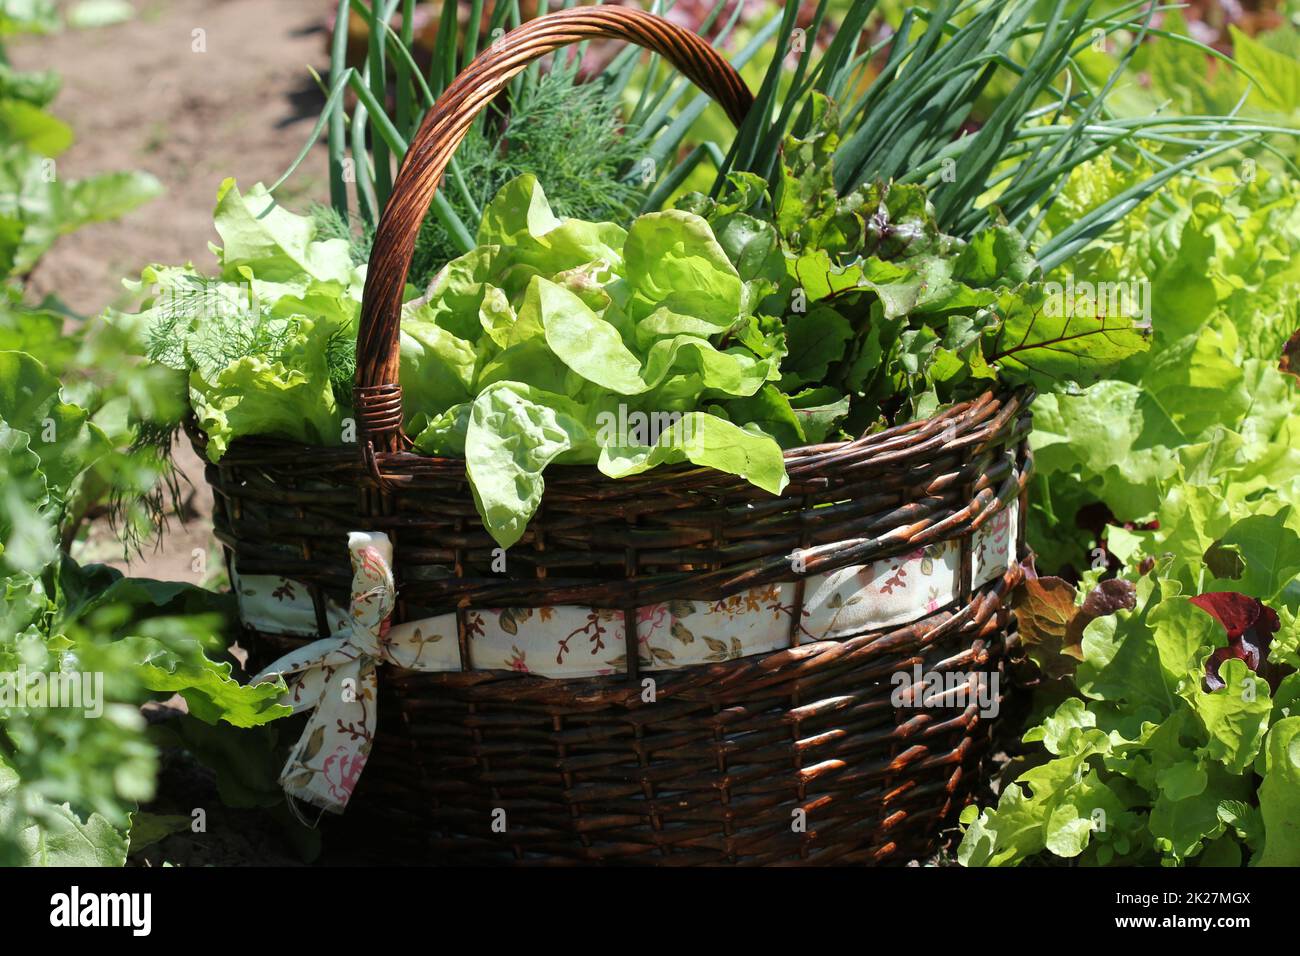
[
  {"xmin": 1256, "ymin": 717, "xmax": 1300, "ymax": 866},
  {"xmin": 464, "ymin": 381, "xmax": 596, "ymax": 549},
  {"xmin": 188, "ymin": 316, "xmax": 342, "ymax": 461},
  {"xmin": 0, "ymin": 350, "xmax": 110, "ymax": 503},
  {"xmin": 212, "ymin": 179, "xmax": 354, "ymax": 287},
  {"xmin": 598, "ymin": 411, "xmax": 788, "ymax": 496}
]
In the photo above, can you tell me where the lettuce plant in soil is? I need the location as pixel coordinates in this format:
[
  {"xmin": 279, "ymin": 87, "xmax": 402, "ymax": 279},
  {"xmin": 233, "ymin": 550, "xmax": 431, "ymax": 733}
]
[
  {"xmin": 957, "ymin": 163, "xmax": 1300, "ymax": 868},
  {"xmin": 0, "ymin": 8, "xmax": 286, "ymax": 864},
  {"xmin": 0, "ymin": 286, "xmax": 293, "ymax": 865}
]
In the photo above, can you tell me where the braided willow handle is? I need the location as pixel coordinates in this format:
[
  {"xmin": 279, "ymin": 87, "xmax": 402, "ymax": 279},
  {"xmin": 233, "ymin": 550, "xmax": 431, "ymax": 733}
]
[{"xmin": 353, "ymin": 5, "xmax": 754, "ymax": 451}]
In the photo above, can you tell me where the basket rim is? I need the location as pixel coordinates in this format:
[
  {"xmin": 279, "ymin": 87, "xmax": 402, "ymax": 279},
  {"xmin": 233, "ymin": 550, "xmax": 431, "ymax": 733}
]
[{"xmin": 187, "ymin": 385, "xmax": 1034, "ymax": 494}]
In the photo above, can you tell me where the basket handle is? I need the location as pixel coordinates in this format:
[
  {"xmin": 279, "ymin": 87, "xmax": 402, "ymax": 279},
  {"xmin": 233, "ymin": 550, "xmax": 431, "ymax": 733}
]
[{"xmin": 353, "ymin": 5, "xmax": 754, "ymax": 452}]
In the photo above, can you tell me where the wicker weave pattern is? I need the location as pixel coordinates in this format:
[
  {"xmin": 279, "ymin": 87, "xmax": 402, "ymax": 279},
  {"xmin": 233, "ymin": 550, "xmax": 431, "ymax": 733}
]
[
  {"xmin": 193, "ymin": 7, "xmax": 1036, "ymax": 864},
  {"xmin": 202, "ymin": 390, "xmax": 1030, "ymax": 647},
  {"xmin": 197, "ymin": 387, "xmax": 1031, "ymax": 863},
  {"xmin": 254, "ymin": 567, "xmax": 1021, "ymax": 865}
]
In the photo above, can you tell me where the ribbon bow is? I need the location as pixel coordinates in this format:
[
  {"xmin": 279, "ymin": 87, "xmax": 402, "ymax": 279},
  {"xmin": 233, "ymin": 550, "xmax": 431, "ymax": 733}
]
[{"xmin": 254, "ymin": 531, "xmax": 439, "ymax": 814}]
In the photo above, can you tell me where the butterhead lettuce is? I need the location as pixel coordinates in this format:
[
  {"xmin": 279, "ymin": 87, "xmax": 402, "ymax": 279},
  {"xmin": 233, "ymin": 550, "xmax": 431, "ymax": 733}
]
[{"xmin": 409, "ymin": 175, "xmax": 789, "ymax": 547}]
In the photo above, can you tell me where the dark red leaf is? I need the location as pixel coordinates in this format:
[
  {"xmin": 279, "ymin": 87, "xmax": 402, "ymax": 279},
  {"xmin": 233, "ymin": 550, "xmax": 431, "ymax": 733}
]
[
  {"xmin": 1015, "ymin": 575, "xmax": 1136, "ymax": 682},
  {"xmin": 1188, "ymin": 591, "xmax": 1265, "ymax": 638},
  {"xmin": 1281, "ymin": 327, "xmax": 1300, "ymax": 382},
  {"xmin": 1189, "ymin": 592, "xmax": 1281, "ymax": 692},
  {"xmin": 1079, "ymin": 578, "xmax": 1136, "ymax": 619},
  {"xmin": 1204, "ymin": 648, "xmax": 1232, "ymax": 692}
]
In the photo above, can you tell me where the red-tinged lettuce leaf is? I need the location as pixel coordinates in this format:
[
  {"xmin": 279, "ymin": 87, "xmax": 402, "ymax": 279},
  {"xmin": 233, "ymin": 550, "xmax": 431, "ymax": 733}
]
[
  {"xmin": 1203, "ymin": 539, "xmax": 1246, "ymax": 580},
  {"xmin": 1189, "ymin": 591, "xmax": 1276, "ymax": 640},
  {"xmin": 1281, "ymin": 328, "xmax": 1300, "ymax": 383},
  {"xmin": 1189, "ymin": 591, "xmax": 1281, "ymax": 692},
  {"xmin": 1081, "ymin": 578, "xmax": 1140, "ymax": 620},
  {"xmin": 1014, "ymin": 575, "xmax": 1136, "ymax": 680},
  {"xmin": 1206, "ymin": 509, "xmax": 1300, "ymax": 606},
  {"xmin": 1013, "ymin": 577, "xmax": 1079, "ymax": 679}
]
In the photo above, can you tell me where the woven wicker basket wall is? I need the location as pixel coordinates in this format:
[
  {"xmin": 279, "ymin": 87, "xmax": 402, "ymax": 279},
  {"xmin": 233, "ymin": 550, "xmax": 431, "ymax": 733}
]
[{"xmin": 198, "ymin": 7, "xmax": 1036, "ymax": 865}]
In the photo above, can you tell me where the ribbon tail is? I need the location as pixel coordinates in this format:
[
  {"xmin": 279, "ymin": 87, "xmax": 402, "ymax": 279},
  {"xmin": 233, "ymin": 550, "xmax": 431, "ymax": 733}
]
[
  {"xmin": 277, "ymin": 657, "xmax": 378, "ymax": 814},
  {"xmin": 254, "ymin": 635, "xmax": 355, "ymax": 715}
]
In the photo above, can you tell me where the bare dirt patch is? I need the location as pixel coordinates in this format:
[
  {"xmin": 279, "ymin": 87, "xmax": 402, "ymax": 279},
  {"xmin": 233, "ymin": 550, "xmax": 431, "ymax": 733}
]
[{"xmin": 13, "ymin": 0, "xmax": 337, "ymax": 580}]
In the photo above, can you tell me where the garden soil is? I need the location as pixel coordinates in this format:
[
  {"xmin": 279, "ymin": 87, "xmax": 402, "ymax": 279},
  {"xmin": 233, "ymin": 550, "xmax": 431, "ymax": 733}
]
[
  {"xmin": 12, "ymin": 0, "xmax": 334, "ymax": 583},
  {"xmin": 12, "ymin": 0, "xmax": 336, "ymax": 866}
]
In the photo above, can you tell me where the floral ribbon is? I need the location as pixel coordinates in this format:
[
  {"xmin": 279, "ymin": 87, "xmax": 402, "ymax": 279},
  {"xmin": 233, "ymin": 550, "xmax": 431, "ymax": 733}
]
[
  {"xmin": 253, "ymin": 531, "xmax": 439, "ymax": 814},
  {"xmin": 250, "ymin": 503, "xmax": 1020, "ymax": 811}
]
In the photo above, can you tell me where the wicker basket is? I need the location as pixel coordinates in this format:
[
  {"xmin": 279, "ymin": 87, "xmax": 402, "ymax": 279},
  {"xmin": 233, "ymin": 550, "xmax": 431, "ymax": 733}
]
[{"xmin": 198, "ymin": 6, "xmax": 1034, "ymax": 865}]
